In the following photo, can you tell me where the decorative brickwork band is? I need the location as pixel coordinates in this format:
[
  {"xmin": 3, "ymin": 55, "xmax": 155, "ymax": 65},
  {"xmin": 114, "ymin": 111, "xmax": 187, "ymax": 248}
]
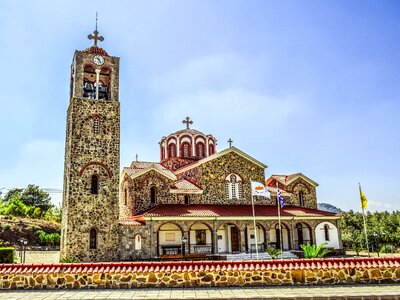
[
  {"xmin": 79, "ymin": 161, "xmax": 113, "ymax": 178},
  {"xmin": 0, "ymin": 257, "xmax": 399, "ymax": 289}
]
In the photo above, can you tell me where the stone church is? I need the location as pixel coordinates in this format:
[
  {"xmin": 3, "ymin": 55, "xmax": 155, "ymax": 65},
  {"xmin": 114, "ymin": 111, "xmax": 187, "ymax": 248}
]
[{"xmin": 60, "ymin": 30, "xmax": 341, "ymax": 262}]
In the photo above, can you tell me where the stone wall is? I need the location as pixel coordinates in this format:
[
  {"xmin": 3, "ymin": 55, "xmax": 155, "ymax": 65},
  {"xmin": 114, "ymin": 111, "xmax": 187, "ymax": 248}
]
[
  {"xmin": 200, "ymin": 152, "xmax": 266, "ymax": 205},
  {"xmin": 0, "ymin": 257, "xmax": 399, "ymax": 290}
]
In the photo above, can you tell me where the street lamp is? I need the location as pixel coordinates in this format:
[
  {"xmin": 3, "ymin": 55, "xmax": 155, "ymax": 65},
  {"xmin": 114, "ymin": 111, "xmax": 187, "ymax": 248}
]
[
  {"xmin": 19, "ymin": 238, "xmax": 28, "ymax": 263},
  {"xmin": 181, "ymin": 236, "xmax": 188, "ymax": 260}
]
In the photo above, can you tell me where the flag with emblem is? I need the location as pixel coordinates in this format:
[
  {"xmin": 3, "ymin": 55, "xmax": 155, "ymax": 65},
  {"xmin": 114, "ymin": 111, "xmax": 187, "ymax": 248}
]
[{"xmin": 251, "ymin": 181, "xmax": 270, "ymax": 198}]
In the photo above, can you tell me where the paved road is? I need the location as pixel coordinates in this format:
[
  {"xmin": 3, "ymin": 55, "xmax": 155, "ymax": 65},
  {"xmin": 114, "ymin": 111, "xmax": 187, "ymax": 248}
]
[{"xmin": 0, "ymin": 284, "xmax": 399, "ymax": 299}]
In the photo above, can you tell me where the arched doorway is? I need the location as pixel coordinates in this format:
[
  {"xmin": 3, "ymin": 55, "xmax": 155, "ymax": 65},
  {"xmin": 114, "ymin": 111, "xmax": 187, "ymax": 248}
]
[
  {"xmin": 294, "ymin": 222, "xmax": 312, "ymax": 250},
  {"xmin": 245, "ymin": 223, "xmax": 265, "ymax": 253},
  {"xmin": 217, "ymin": 223, "xmax": 240, "ymax": 253},
  {"xmin": 269, "ymin": 223, "xmax": 290, "ymax": 250}
]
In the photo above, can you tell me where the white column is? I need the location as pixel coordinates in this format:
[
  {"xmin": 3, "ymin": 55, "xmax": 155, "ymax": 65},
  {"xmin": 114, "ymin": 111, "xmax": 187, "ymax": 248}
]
[
  {"xmin": 191, "ymin": 137, "xmax": 195, "ymax": 157},
  {"xmin": 95, "ymin": 69, "xmax": 100, "ymax": 100}
]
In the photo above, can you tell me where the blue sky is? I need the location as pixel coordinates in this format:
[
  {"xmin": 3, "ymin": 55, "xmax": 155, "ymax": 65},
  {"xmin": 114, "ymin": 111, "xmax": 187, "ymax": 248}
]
[{"xmin": 0, "ymin": 1, "xmax": 399, "ymax": 211}]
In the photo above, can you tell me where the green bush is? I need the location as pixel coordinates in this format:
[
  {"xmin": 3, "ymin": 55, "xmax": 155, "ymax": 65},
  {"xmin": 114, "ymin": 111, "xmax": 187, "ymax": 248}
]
[
  {"xmin": 265, "ymin": 247, "xmax": 281, "ymax": 259},
  {"xmin": 300, "ymin": 242, "xmax": 332, "ymax": 259},
  {"xmin": 0, "ymin": 247, "xmax": 15, "ymax": 263},
  {"xmin": 3, "ymin": 223, "xmax": 12, "ymax": 230},
  {"xmin": 36, "ymin": 230, "xmax": 61, "ymax": 247},
  {"xmin": 60, "ymin": 257, "xmax": 79, "ymax": 263},
  {"xmin": 380, "ymin": 244, "xmax": 396, "ymax": 253}
]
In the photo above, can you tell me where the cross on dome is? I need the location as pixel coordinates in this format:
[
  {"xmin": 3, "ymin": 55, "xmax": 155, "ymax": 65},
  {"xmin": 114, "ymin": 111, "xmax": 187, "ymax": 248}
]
[
  {"xmin": 182, "ymin": 117, "xmax": 193, "ymax": 129},
  {"xmin": 88, "ymin": 13, "xmax": 104, "ymax": 47}
]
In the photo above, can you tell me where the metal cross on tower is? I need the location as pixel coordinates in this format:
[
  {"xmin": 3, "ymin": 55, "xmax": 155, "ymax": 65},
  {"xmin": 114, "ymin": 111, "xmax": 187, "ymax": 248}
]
[
  {"xmin": 182, "ymin": 117, "xmax": 193, "ymax": 129},
  {"xmin": 88, "ymin": 13, "xmax": 104, "ymax": 46},
  {"xmin": 228, "ymin": 138, "xmax": 233, "ymax": 148}
]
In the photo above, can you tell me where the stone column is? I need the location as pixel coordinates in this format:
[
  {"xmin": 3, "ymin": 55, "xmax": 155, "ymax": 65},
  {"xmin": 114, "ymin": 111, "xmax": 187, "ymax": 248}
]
[
  {"xmin": 311, "ymin": 228, "xmax": 317, "ymax": 246},
  {"xmin": 290, "ymin": 220, "xmax": 295, "ymax": 250},
  {"xmin": 240, "ymin": 229, "xmax": 246, "ymax": 253},
  {"xmin": 212, "ymin": 221, "xmax": 218, "ymax": 254}
]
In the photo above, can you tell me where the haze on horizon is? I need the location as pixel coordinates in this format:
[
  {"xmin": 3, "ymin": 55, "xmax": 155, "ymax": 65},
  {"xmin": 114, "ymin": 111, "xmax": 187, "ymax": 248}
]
[{"xmin": 0, "ymin": 0, "xmax": 399, "ymax": 212}]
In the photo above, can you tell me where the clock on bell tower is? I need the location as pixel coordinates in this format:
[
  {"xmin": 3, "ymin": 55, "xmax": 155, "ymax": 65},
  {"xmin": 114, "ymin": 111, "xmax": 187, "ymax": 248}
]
[{"xmin": 60, "ymin": 26, "xmax": 121, "ymax": 262}]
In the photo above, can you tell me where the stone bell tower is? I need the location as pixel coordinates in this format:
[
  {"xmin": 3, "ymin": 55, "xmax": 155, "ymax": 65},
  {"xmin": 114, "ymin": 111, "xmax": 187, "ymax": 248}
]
[{"xmin": 60, "ymin": 26, "xmax": 120, "ymax": 262}]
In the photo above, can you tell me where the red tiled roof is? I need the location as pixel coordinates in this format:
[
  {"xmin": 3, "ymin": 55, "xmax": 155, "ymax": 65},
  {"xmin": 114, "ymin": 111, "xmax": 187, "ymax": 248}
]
[
  {"xmin": 1, "ymin": 257, "xmax": 399, "ymax": 275},
  {"xmin": 138, "ymin": 204, "xmax": 338, "ymax": 218},
  {"xmin": 119, "ymin": 220, "xmax": 144, "ymax": 226},
  {"xmin": 124, "ymin": 162, "xmax": 176, "ymax": 179},
  {"xmin": 83, "ymin": 46, "xmax": 109, "ymax": 56},
  {"xmin": 172, "ymin": 179, "xmax": 202, "ymax": 193}
]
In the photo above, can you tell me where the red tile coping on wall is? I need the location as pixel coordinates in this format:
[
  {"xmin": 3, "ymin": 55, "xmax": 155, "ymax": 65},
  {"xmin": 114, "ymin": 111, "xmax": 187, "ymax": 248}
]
[{"xmin": 1, "ymin": 257, "xmax": 399, "ymax": 275}]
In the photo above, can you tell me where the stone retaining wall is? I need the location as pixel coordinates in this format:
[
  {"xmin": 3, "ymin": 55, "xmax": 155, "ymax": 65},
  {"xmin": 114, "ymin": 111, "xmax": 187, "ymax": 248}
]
[{"xmin": 0, "ymin": 257, "xmax": 399, "ymax": 290}]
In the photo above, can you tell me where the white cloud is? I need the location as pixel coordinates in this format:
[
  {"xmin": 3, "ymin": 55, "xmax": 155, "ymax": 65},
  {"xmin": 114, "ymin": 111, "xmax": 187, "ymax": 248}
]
[
  {"xmin": 153, "ymin": 88, "xmax": 303, "ymax": 135},
  {"xmin": 151, "ymin": 53, "xmax": 269, "ymax": 94}
]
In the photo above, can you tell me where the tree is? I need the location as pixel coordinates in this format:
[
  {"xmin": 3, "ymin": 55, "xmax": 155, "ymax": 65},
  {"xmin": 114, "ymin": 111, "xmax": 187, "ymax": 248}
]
[{"xmin": 21, "ymin": 185, "xmax": 52, "ymax": 212}]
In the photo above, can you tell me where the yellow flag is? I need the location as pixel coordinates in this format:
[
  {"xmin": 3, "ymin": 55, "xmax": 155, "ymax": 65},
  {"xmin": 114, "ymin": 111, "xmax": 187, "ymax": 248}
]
[{"xmin": 359, "ymin": 187, "xmax": 368, "ymax": 209}]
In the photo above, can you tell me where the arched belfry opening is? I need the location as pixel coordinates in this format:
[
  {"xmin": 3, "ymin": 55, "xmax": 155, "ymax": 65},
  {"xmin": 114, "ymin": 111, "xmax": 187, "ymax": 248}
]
[
  {"xmin": 83, "ymin": 66, "xmax": 111, "ymax": 100},
  {"xmin": 83, "ymin": 65, "xmax": 96, "ymax": 99}
]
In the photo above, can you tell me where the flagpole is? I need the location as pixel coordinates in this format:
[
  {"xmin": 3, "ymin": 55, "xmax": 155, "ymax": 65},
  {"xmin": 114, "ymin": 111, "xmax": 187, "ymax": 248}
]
[
  {"xmin": 359, "ymin": 183, "xmax": 370, "ymax": 257},
  {"xmin": 251, "ymin": 194, "xmax": 259, "ymax": 260},
  {"xmin": 276, "ymin": 182, "xmax": 284, "ymax": 258}
]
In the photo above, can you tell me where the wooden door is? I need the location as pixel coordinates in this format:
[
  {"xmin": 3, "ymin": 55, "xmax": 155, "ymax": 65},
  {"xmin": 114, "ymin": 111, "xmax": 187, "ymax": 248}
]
[{"xmin": 230, "ymin": 227, "xmax": 239, "ymax": 252}]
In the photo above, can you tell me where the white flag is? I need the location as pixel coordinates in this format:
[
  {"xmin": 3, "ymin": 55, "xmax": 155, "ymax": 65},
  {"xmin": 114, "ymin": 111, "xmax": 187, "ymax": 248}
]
[{"xmin": 251, "ymin": 181, "xmax": 270, "ymax": 198}]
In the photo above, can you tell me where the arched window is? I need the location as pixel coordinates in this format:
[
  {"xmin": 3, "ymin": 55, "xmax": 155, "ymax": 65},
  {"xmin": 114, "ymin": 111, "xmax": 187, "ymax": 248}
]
[
  {"xmin": 209, "ymin": 144, "xmax": 215, "ymax": 155},
  {"xmin": 168, "ymin": 144, "xmax": 176, "ymax": 158},
  {"xmin": 299, "ymin": 191, "xmax": 305, "ymax": 206},
  {"xmin": 89, "ymin": 228, "xmax": 97, "ymax": 249},
  {"xmin": 225, "ymin": 174, "xmax": 243, "ymax": 199},
  {"xmin": 181, "ymin": 142, "xmax": 191, "ymax": 158},
  {"xmin": 184, "ymin": 195, "xmax": 190, "ymax": 205},
  {"xmin": 324, "ymin": 224, "xmax": 330, "ymax": 241},
  {"xmin": 124, "ymin": 188, "xmax": 128, "ymax": 205},
  {"xmin": 135, "ymin": 234, "xmax": 142, "ymax": 251},
  {"xmin": 93, "ymin": 117, "xmax": 100, "ymax": 134},
  {"xmin": 91, "ymin": 174, "xmax": 99, "ymax": 195},
  {"xmin": 196, "ymin": 142, "xmax": 205, "ymax": 159},
  {"xmin": 150, "ymin": 186, "xmax": 157, "ymax": 204}
]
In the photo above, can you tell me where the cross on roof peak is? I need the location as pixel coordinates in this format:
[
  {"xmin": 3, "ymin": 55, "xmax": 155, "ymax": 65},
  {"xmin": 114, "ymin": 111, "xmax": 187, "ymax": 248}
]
[
  {"xmin": 228, "ymin": 138, "xmax": 233, "ymax": 148},
  {"xmin": 182, "ymin": 117, "xmax": 193, "ymax": 129},
  {"xmin": 88, "ymin": 13, "xmax": 104, "ymax": 47}
]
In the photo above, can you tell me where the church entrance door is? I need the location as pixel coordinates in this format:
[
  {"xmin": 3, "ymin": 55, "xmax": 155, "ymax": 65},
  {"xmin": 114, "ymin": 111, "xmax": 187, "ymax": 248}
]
[{"xmin": 230, "ymin": 227, "xmax": 239, "ymax": 252}]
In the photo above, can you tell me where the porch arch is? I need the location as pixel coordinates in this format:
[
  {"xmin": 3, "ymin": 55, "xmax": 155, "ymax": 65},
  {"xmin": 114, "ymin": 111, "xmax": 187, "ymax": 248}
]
[
  {"xmin": 294, "ymin": 222, "xmax": 313, "ymax": 250},
  {"xmin": 268, "ymin": 222, "xmax": 291, "ymax": 250},
  {"xmin": 157, "ymin": 222, "xmax": 184, "ymax": 256},
  {"xmin": 188, "ymin": 221, "xmax": 213, "ymax": 254}
]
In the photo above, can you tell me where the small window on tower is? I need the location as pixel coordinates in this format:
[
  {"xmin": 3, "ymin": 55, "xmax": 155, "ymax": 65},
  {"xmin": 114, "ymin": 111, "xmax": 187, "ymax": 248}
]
[
  {"xmin": 168, "ymin": 144, "xmax": 176, "ymax": 158},
  {"xmin": 93, "ymin": 117, "xmax": 100, "ymax": 135},
  {"xmin": 209, "ymin": 144, "xmax": 215, "ymax": 155},
  {"xmin": 124, "ymin": 188, "xmax": 128, "ymax": 205},
  {"xmin": 196, "ymin": 142, "xmax": 205, "ymax": 159},
  {"xmin": 181, "ymin": 142, "xmax": 191, "ymax": 158},
  {"xmin": 91, "ymin": 174, "xmax": 99, "ymax": 195},
  {"xmin": 89, "ymin": 228, "xmax": 97, "ymax": 249}
]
